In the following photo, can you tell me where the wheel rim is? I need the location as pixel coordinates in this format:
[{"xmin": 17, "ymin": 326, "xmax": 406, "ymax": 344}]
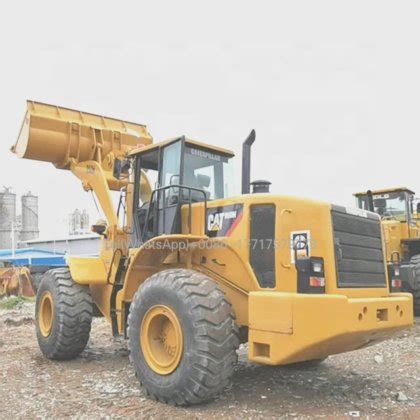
[
  {"xmin": 39, "ymin": 291, "xmax": 54, "ymax": 337},
  {"xmin": 140, "ymin": 305, "xmax": 183, "ymax": 375}
]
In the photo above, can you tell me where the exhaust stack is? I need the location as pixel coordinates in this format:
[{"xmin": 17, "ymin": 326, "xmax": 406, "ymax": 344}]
[
  {"xmin": 367, "ymin": 190, "xmax": 375, "ymax": 212},
  {"xmin": 242, "ymin": 129, "xmax": 256, "ymax": 194}
]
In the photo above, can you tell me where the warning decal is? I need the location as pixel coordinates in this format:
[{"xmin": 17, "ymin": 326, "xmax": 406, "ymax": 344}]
[{"xmin": 290, "ymin": 230, "xmax": 311, "ymax": 263}]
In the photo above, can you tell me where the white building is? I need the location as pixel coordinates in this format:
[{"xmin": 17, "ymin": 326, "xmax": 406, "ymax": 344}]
[{"xmin": 20, "ymin": 233, "xmax": 101, "ymax": 256}]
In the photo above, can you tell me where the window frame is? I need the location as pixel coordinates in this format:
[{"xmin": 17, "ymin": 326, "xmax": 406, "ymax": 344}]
[{"xmin": 183, "ymin": 144, "xmax": 233, "ymax": 201}]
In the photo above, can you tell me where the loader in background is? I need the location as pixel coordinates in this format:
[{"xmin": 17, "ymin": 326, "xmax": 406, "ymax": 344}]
[
  {"xmin": 354, "ymin": 187, "xmax": 420, "ymax": 315},
  {"xmin": 0, "ymin": 263, "xmax": 35, "ymax": 297},
  {"xmin": 12, "ymin": 100, "xmax": 413, "ymax": 406}
]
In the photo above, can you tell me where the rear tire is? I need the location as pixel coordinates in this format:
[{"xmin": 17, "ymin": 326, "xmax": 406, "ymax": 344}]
[
  {"xmin": 35, "ymin": 268, "xmax": 93, "ymax": 360},
  {"xmin": 409, "ymin": 255, "xmax": 420, "ymax": 316},
  {"xmin": 128, "ymin": 268, "xmax": 239, "ymax": 406},
  {"xmin": 413, "ymin": 289, "xmax": 420, "ymax": 316}
]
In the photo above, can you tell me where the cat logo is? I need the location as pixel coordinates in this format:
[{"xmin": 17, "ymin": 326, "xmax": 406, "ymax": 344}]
[
  {"xmin": 208, "ymin": 211, "xmax": 237, "ymax": 232},
  {"xmin": 206, "ymin": 204, "xmax": 244, "ymax": 237}
]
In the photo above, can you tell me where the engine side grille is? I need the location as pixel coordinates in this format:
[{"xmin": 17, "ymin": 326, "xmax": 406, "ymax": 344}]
[
  {"xmin": 331, "ymin": 205, "xmax": 387, "ymax": 288},
  {"xmin": 250, "ymin": 204, "xmax": 276, "ymax": 288}
]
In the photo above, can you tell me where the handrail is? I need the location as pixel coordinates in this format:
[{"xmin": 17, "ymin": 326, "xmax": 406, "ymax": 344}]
[
  {"xmin": 106, "ymin": 248, "xmax": 123, "ymax": 285},
  {"xmin": 140, "ymin": 184, "xmax": 208, "ymax": 244},
  {"xmin": 279, "ymin": 208, "xmax": 293, "ymax": 269}
]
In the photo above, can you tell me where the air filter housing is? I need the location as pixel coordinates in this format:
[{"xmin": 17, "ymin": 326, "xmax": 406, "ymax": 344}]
[{"xmin": 251, "ymin": 180, "xmax": 271, "ymax": 194}]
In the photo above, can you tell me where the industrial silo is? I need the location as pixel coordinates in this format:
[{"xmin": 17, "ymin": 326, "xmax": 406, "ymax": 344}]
[
  {"xmin": 68, "ymin": 209, "xmax": 90, "ymax": 235},
  {"xmin": 81, "ymin": 209, "xmax": 90, "ymax": 233},
  {"xmin": 0, "ymin": 187, "xmax": 16, "ymax": 249},
  {"xmin": 20, "ymin": 191, "xmax": 39, "ymax": 241},
  {"xmin": 69, "ymin": 209, "xmax": 81, "ymax": 235}
]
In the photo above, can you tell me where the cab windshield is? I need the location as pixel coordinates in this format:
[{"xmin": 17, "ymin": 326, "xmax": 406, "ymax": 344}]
[
  {"xmin": 183, "ymin": 145, "xmax": 234, "ymax": 200},
  {"xmin": 357, "ymin": 191, "xmax": 409, "ymax": 221},
  {"xmin": 134, "ymin": 140, "xmax": 235, "ymax": 208}
]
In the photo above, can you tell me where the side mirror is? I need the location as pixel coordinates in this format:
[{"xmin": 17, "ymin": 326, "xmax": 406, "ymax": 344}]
[
  {"xmin": 113, "ymin": 157, "xmax": 131, "ymax": 180},
  {"xmin": 91, "ymin": 224, "xmax": 107, "ymax": 236}
]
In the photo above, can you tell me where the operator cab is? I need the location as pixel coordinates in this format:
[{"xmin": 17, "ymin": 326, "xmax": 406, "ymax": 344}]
[
  {"xmin": 354, "ymin": 187, "xmax": 418, "ymax": 222},
  {"xmin": 131, "ymin": 137, "xmax": 235, "ymax": 244}
]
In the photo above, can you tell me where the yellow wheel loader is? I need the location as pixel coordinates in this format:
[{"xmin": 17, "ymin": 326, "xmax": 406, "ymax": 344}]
[
  {"xmin": 12, "ymin": 101, "xmax": 413, "ymax": 405},
  {"xmin": 354, "ymin": 187, "xmax": 420, "ymax": 315}
]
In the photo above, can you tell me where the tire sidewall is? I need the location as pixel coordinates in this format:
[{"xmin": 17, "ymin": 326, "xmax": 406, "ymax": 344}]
[
  {"xmin": 35, "ymin": 272, "xmax": 62, "ymax": 357},
  {"xmin": 129, "ymin": 279, "xmax": 199, "ymax": 396}
]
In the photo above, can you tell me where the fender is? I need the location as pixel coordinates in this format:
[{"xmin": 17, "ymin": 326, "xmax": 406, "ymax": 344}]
[
  {"xmin": 119, "ymin": 235, "xmax": 207, "ymax": 302},
  {"xmin": 116, "ymin": 235, "xmax": 259, "ymax": 332}
]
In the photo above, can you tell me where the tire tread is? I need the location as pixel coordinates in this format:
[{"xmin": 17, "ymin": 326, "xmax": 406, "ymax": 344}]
[
  {"xmin": 36, "ymin": 268, "xmax": 93, "ymax": 360},
  {"xmin": 409, "ymin": 255, "xmax": 420, "ymax": 316},
  {"xmin": 128, "ymin": 268, "xmax": 239, "ymax": 406}
]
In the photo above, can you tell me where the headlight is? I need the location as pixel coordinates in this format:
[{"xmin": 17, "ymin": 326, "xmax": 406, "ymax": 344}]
[{"xmin": 394, "ymin": 266, "xmax": 400, "ymax": 276}]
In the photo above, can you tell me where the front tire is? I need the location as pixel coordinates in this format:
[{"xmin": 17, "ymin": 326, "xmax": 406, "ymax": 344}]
[
  {"xmin": 36, "ymin": 268, "xmax": 93, "ymax": 360},
  {"xmin": 128, "ymin": 269, "xmax": 239, "ymax": 406}
]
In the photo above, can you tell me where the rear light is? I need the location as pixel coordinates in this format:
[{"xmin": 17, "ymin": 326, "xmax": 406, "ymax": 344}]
[
  {"xmin": 309, "ymin": 276, "xmax": 325, "ymax": 287},
  {"xmin": 388, "ymin": 261, "xmax": 402, "ymax": 292},
  {"xmin": 312, "ymin": 261, "xmax": 323, "ymax": 273},
  {"xmin": 295, "ymin": 257, "xmax": 326, "ymax": 294},
  {"xmin": 391, "ymin": 279, "xmax": 402, "ymax": 289},
  {"xmin": 389, "ymin": 252, "xmax": 402, "ymax": 292}
]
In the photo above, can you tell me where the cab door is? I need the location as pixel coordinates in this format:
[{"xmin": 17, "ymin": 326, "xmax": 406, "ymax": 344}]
[{"xmin": 155, "ymin": 138, "xmax": 184, "ymax": 236}]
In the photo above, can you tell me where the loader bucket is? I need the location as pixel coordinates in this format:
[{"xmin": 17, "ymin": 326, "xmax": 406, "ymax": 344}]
[
  {"xmin": 12, "ymin": 101, "xmax": 153, "ymax": 170},
  {"xmin": 0, "ymin": 267, "xmax": 35, "ymax": 297}
]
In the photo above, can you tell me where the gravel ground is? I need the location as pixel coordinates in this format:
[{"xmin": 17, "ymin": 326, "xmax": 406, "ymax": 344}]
[{"xmin": 0, "ymin": 300, "xmax": 419, "ymax": 419}]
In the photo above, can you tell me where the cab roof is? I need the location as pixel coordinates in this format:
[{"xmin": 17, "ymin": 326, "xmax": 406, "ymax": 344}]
[
  {"xmin": 353, "ymin": 187, "xmax": 415, "ymax": 197},
  {"xmin": 129, "ymin": 137, "xmax": 235, "ymax": 157}
]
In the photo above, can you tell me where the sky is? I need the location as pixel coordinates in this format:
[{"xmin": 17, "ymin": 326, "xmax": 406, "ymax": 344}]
[{"xmin": 1, "ymin": 1, "xmax": 420, "ymax": 238}]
